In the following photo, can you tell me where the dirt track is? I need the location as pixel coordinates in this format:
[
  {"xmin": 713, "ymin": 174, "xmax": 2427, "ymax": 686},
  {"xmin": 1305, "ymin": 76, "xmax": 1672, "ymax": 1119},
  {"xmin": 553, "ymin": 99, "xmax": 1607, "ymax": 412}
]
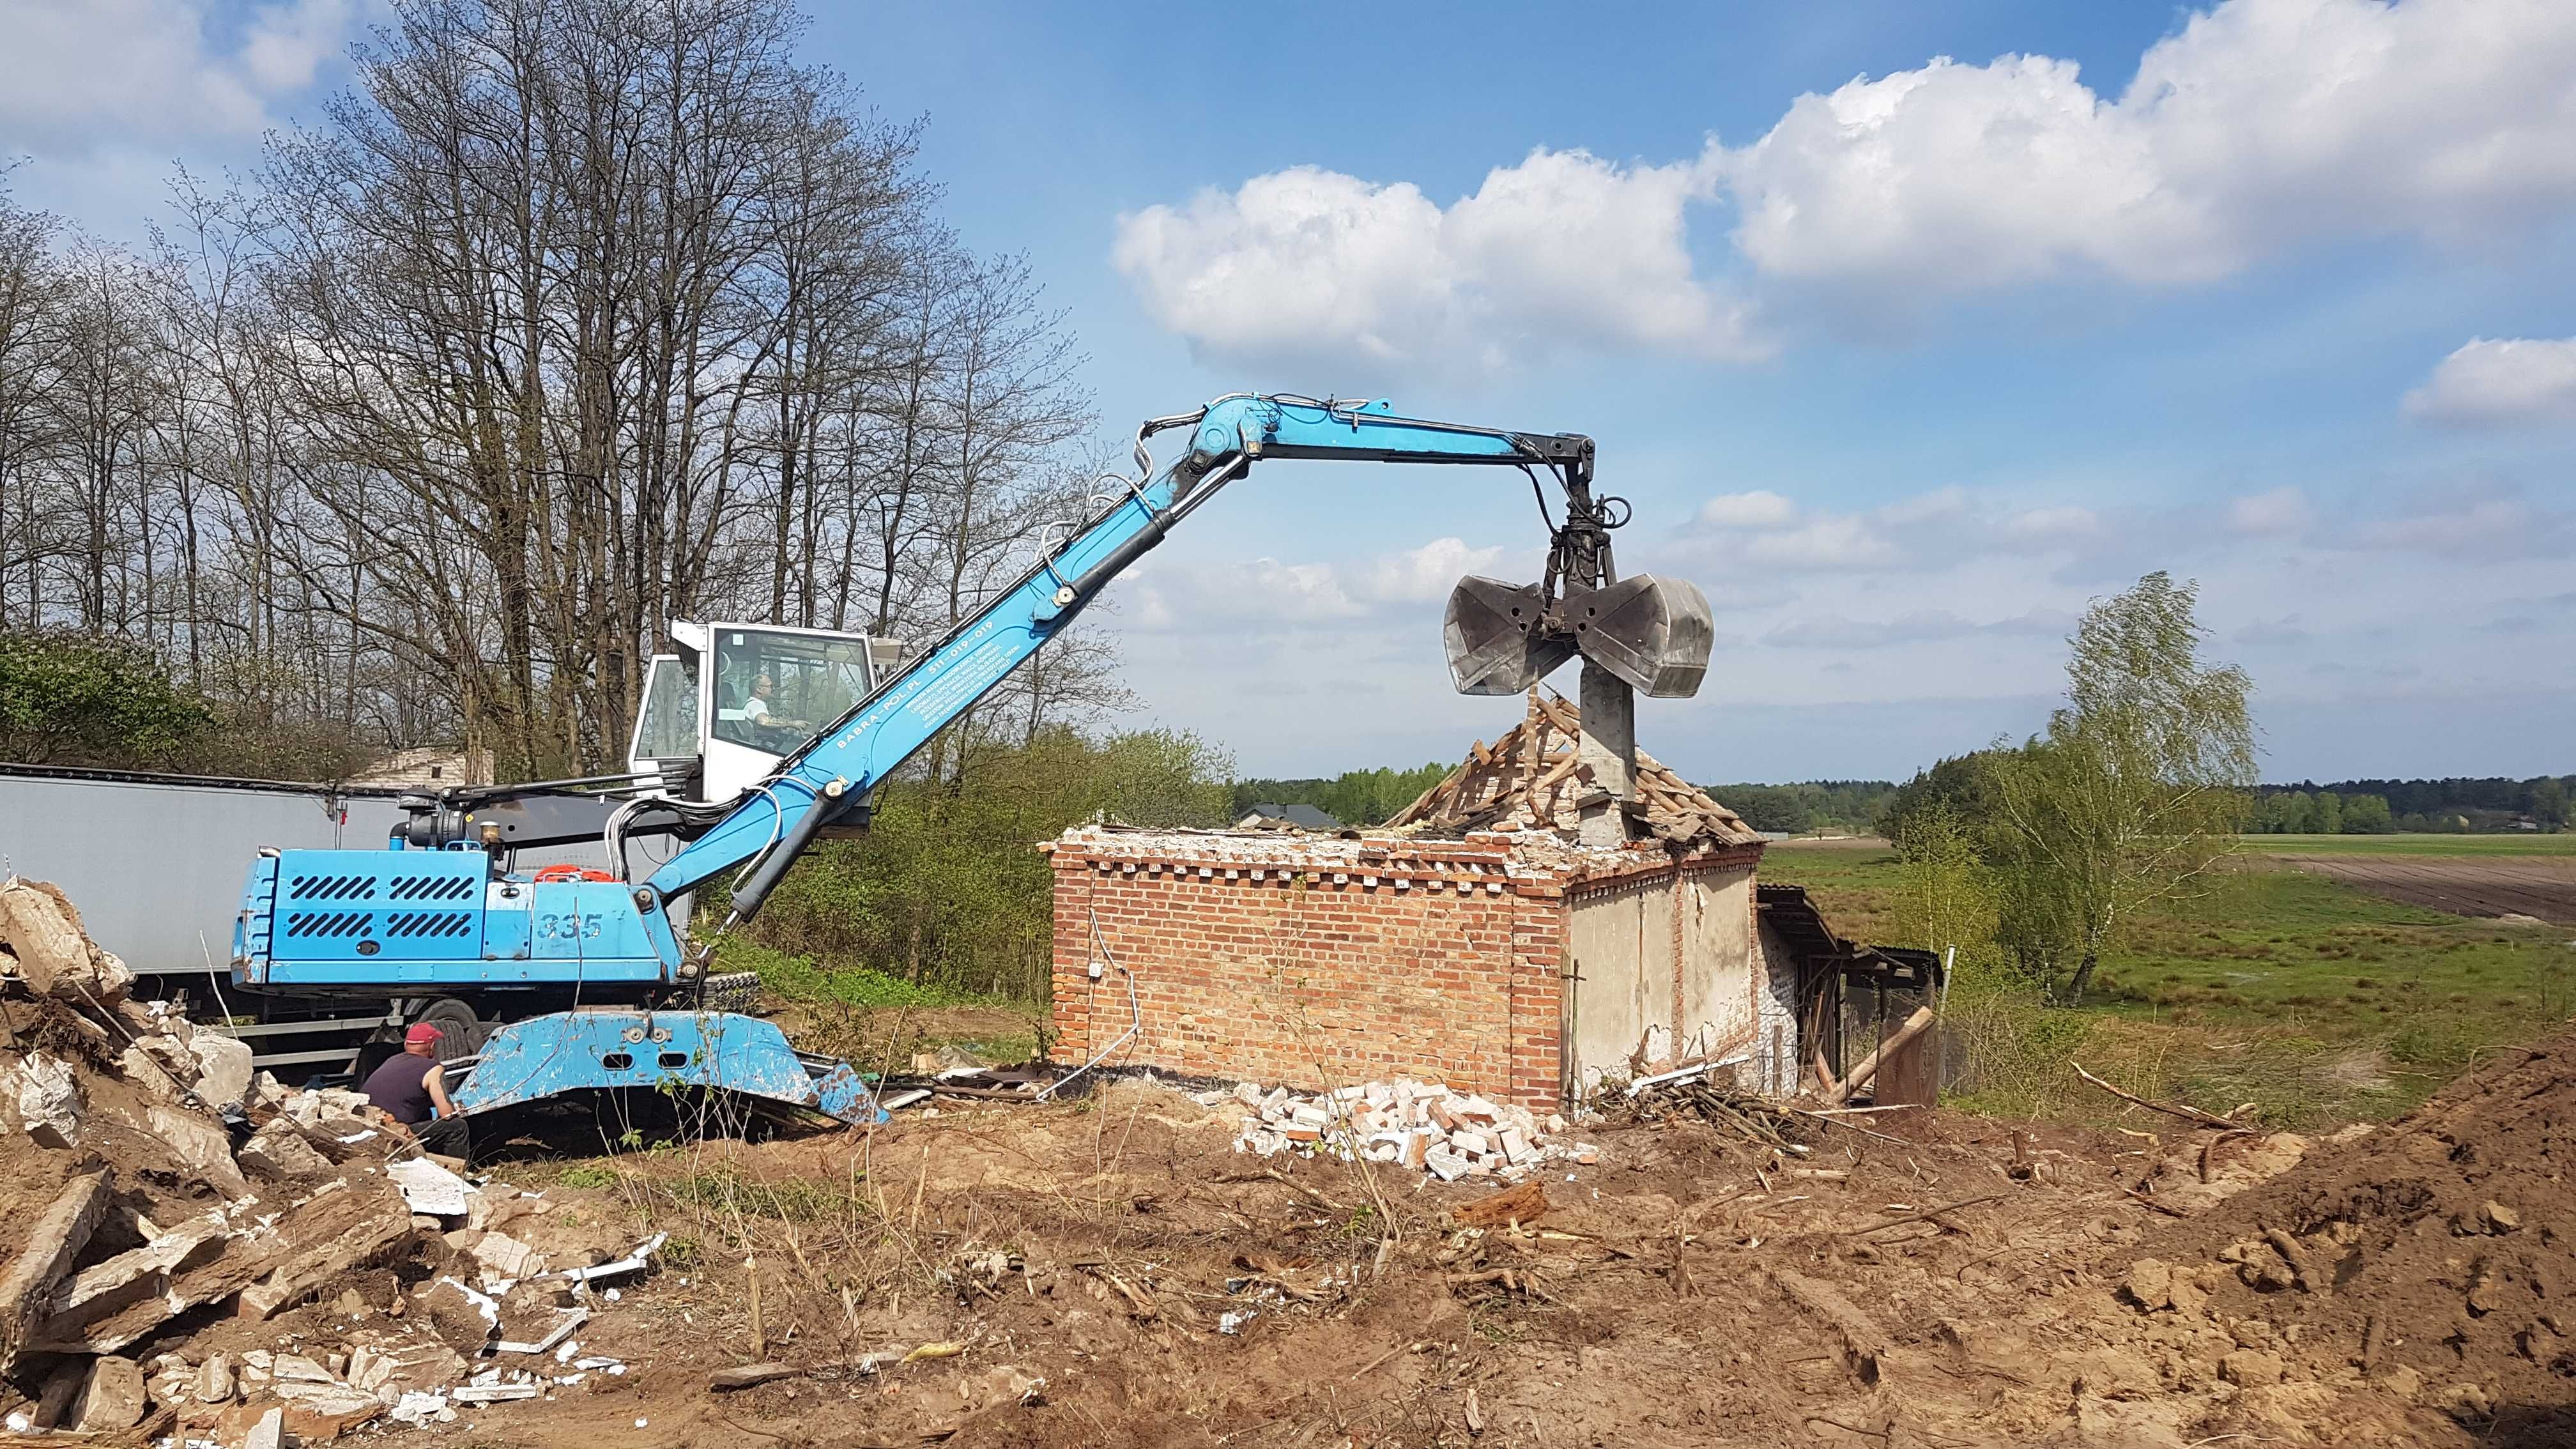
[{"xmin": 2278, "ymin": 854, "xmax": 2576, "ymax": 925}]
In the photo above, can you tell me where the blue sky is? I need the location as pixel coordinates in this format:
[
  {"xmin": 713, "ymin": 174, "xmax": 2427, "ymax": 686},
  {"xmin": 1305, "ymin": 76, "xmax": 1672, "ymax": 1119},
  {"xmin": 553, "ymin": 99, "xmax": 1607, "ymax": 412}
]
[{"xmin": 10, "ymin": 0, "xmax": 2573, "ymax": 784}]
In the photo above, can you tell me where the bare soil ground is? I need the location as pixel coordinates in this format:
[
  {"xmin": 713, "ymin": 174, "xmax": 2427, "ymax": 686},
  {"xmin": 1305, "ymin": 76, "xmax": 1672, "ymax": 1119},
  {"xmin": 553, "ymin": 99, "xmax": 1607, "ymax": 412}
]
[
  {"xmin": 2277, "ymin": 854, "xmax": 2576, "ymax": 925},
  {"xmin": 388, "ymin": 1041, "xmax": 2576, "ymax": 1449}
]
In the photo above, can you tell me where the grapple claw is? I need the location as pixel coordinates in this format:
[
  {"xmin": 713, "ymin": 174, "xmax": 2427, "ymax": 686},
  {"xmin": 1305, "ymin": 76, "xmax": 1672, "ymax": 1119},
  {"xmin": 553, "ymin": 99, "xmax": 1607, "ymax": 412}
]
[
  {"xmin": 1445, "ymin": 576, "xmax": 1575, "ymax": 694},
  {"xmin": 1444, "ymin": 572, "xmax": 1712, "ymax": 698}
]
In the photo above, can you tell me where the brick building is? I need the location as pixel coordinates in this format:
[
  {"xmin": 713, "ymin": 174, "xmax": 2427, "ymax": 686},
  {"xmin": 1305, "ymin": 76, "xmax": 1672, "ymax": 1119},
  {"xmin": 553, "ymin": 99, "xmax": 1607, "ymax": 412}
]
[{"xmin": 1048, "ymin": 693, "xmax": 1807, "ymax": 1110}]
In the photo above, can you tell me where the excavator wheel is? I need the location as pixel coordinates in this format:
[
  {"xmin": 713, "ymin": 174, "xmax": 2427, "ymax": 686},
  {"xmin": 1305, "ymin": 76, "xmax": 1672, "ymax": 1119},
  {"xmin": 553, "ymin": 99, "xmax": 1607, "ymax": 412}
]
[
  {"xmin": 698, "ymin": 971, "xmax": 763, "ymax": 1015},
  {"xmin": 412, "ymin": 997, "xmax": 486, "ymax": 1062}
]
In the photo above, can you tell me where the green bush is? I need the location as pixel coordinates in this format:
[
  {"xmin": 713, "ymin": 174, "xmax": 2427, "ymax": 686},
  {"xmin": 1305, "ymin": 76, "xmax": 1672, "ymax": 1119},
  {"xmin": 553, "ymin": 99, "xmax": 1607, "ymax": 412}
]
[
  {"xmin": 0, "ymin": 632, "xmax": 211, "ymax": 767},
  {"xmin": 713, "ymin": 939, "xmax": 969, "ymax": 1010},
  {"xmin": 749, "ymin": 724, "xmax": 1232, "ymax": 1000}
]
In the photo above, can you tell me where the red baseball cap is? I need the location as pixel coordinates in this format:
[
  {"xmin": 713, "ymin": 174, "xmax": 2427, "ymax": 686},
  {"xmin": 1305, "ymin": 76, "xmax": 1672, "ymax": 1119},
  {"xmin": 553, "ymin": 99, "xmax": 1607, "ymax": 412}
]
[{"xmin": 404, "ymin": 1022, "xmax": 445, "ymax": 1045}]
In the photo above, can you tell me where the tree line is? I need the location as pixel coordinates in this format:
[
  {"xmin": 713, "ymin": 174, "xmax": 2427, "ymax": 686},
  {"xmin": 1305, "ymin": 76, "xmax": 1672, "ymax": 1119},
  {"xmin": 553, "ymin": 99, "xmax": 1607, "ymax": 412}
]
[
  {"xmin": 2249, "ymin": 777, "xmax": 2570, "ymax": 833},
  {"xmin": 0, "ymin": 0, "xmax": 1108, "ymax": 783},
  {"xmin": 1701, "ymin": 779, "xmax": 1894, "ymax": 836},
  {"xmin": 1230, "ymin": 763, "xmax": 1453, "ymax": 828}
]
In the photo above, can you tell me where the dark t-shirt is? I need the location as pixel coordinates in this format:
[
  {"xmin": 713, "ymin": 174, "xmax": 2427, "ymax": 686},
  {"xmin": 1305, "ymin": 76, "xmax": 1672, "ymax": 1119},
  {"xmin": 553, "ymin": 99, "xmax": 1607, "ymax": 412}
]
[{"xmin": 361, "ymin": 1052, "xmax": 440, "ymax": 1125}]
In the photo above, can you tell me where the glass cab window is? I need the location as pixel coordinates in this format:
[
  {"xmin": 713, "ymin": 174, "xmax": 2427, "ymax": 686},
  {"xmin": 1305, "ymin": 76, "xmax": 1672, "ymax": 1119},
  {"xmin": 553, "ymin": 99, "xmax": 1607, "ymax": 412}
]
[
  {"xmin": 712, "ymin": 629, "xmax": 877, "ymax": 753},
  {"xmin": 629, "ymin": 654, "xmax": 701, "ymax": 762}
]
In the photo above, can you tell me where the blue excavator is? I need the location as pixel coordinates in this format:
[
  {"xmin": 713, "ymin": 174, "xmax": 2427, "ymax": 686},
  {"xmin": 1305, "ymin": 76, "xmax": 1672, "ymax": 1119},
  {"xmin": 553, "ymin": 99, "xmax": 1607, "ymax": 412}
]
[{"xmin": 227, "ymin": 394, "xmax": 1713, "ymax": 1132}]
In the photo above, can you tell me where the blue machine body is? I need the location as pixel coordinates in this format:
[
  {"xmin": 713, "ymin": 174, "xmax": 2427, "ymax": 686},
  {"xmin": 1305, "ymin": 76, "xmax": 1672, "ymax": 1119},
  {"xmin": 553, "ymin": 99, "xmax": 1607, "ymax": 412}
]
[
  {"xmin": 226, "ymin": 395, "xmax": 1589, "ymax": 1126},
  {"xmin": 448, "ymin": 1010, "xmax": 882, "ymax": 1124},
  {"xmin": 232, "ymin": 848, "xmax": 679, "ymax": 990}
]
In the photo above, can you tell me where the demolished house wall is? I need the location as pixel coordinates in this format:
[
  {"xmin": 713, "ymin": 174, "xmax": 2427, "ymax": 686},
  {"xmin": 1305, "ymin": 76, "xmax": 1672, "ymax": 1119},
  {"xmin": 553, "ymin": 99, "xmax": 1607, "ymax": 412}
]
[
  {"xmin": 1048, "ymin": 831, "xmax": 1567, "ymax": 1109},
  {"xmin": 1048, "ymin": 692, "xmax": 1802, "ymax": 1108},
  {"xmin": 1048, "ymin": 828, "xmax": 1778, "ymax": 1109}
]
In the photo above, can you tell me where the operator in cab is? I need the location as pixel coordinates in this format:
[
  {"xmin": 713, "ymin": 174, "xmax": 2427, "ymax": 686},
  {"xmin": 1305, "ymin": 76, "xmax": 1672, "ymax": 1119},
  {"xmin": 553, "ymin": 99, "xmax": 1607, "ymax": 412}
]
[{"xmin": 362, "ymin": 1022, "xmax": 466, "ymax": 1155}]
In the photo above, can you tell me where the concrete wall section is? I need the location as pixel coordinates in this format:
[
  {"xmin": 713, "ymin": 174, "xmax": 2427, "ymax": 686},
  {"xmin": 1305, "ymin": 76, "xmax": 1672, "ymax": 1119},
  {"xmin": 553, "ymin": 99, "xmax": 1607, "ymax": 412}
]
[
  {"xmin": 1565, "ymin": 872, "xmax": 1671, "ymax": 1092},
  {"xmin": 1678, "ymin": 859, "xmax": 1758, "ymax": 1063}
]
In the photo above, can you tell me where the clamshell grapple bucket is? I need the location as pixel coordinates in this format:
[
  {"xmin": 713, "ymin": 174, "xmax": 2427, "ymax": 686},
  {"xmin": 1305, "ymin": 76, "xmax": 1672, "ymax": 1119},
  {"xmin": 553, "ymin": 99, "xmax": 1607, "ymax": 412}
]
[{"xmin": 1444, "ymin": 572, "xmax": 1713, "ymax": 698}]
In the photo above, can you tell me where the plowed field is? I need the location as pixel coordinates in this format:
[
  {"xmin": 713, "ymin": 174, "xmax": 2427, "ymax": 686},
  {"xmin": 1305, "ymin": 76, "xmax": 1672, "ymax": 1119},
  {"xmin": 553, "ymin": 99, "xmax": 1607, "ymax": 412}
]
[{"xmin": 2276, "ymin": 854, "xmax": 2576, "ymax": 926}]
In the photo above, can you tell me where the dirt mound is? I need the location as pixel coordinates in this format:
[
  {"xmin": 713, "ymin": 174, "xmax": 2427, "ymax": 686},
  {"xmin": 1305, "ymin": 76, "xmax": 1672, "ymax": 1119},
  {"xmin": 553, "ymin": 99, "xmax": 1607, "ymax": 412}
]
[{"xmin": 2141, "ymin": 1027, "xmax": 2576, "ymax": 1438}]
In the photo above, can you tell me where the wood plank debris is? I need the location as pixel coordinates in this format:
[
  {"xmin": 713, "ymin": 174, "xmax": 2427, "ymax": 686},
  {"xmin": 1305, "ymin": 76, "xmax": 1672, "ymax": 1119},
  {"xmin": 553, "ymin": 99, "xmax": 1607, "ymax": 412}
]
[{"xmin": 709, "ymin": 1361, "xmax": 802, "ymax": 1392}]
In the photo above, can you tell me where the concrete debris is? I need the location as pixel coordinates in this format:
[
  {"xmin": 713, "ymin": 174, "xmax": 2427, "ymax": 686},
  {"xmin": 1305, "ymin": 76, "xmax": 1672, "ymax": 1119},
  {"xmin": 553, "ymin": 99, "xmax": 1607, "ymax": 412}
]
[
  {"xmin": 472, "ymin": 1230, "xmax": 548, "ymax": 1284},
  {"xmin": 186, "ymin": 1031, "xmax": 256, "ymax": 1108},
  {"xmin": 6, "ymin": 1050, "xmax": 84, "ymax": 1147},
  {"xmin": 237, "ymin": 1119, "xmax": 335, "ymax": 1180},
  {"xmin": 452, "ymin": 1382, "xmax": 543, "ymax": 1404},
  {"xmin": 496, "ymin": 1307, "xmax": 588, "ymax": 1355},
  {"xmin": 0, "ymin": 882, "xmax": 722, "ymax": 1438},
  {"xmin": 390, "ymin": 1390, "xmax": 457, "ymax": 1427},
  {"xmin": 195, "ymin": 1352, "xmax": 237, "ymax": 1403},
  {"xmin": 0, "ymin": 1169, "xmax": 112, "ymax": 1366},
  {"xmin": 0, "ymin": 877, "xmax": 135, "ymax": 1004},
  {"xmin": 149, "ymin": 1102, "xmax": 252, "ymax": 1197},
  {"xmin": 348, "ymin": 1340, "xmax": 469, "ymax": 1401},
  {"xmin": 419, "ymin": 1276, "xmax": 502, "ymax": 1351},
  {"xmin": 1232, "ymin": 1077, "xmax": 1598, "ymax": 1181},
  {"xmin": 68, "ymin": 1353, "xmax": 146, "ymax": 1430}
]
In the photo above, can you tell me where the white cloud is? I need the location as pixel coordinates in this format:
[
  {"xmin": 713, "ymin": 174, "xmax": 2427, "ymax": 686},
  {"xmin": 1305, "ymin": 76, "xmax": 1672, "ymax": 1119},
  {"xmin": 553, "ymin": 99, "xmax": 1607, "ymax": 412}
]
[
  {"xmin": 1358, "ymin": 537, "xmax": 1507, "ymax": 604},
  {"xmin": 1696, "ymin": 490, "xmax": 1799, "ymax": 528},
  {"xmin": 1112, "ymin": 148, "xmax": 1761, "ymax": 371},
  {"xmin": 2352, "ymin": 492, "xmax": 2572, "ymax": 560},
  {"xmin": 1738, "ymin": 516, "xmax": 1900, "ymax": 568},
  {"xmin": 2402, "ymin": 337, "xmax": 2576, "ymax": 426},
  {"xmin": 1998, "ymin": 505, "xmax": 2101, "ymax": 542},
  {"xmin": 2227, "ymin": 486, "xmax": 2317, "ymax": 535},
  {"xmin": 1124, "ymin": 537, "xmax": 1524, "ymax": 632},
  {"xmin": 1719, "ymin": 0, "xmax": 2576, "ymax": 297},
  {"xmin": 1119, "ymin": 0, "xmax": 2576, "ymax": 365},
  {"xmin": 1765, "ymin": 608, "xmax": 2073, "ymax": 650},
  {"xmin": 1684, "ymin": 484, "xmax": 2126, "ymax": 571},
  {"xmin": 0, "ymin": 0, "xmax": 356, "ymax": 153}
]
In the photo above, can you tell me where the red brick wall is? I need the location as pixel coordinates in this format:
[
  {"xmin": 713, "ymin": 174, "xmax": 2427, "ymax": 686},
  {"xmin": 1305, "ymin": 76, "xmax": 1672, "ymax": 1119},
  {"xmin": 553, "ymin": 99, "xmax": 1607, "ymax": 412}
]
[{"xmin": 1048, "ymin": 833, "xmax": 1570, "ymax": 1108}]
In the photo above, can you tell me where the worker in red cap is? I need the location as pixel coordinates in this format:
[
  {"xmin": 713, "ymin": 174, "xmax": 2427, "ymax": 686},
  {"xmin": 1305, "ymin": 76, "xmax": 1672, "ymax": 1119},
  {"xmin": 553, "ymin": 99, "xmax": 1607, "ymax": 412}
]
[{"xmin": 361, "ymin": 1020, "xmax": 461, "ymax": 1148}]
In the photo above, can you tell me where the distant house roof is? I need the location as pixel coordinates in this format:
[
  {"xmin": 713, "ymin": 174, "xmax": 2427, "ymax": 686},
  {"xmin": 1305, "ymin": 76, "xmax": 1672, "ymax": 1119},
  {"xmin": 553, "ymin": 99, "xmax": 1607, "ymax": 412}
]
[{"xmin": 1237, "ymin": 802, "xmax": 1343, "ymax": 831}]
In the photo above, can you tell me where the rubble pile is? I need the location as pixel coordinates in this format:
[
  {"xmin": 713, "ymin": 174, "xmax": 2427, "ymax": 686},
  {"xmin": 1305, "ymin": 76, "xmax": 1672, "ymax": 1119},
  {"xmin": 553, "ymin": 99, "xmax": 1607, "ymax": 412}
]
[
  {"xmin": 2119, "ymin": 1029, "xmax": 2576, "ymax": 1423},
  {"xmin": 1225, "ymin": 1077, "xmax": 1598, "ymax": 1181},
  {"xmin": 0, "ymin": 877, "xmax": 664, "ymax": 1441}
]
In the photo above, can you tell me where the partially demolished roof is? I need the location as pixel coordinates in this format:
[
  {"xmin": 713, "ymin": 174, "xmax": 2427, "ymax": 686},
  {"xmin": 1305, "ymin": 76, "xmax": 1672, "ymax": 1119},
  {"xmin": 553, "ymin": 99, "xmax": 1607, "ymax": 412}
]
[{"xmin": 1387, "ymin": 689, "xmax": 1763, "ymax": 850}]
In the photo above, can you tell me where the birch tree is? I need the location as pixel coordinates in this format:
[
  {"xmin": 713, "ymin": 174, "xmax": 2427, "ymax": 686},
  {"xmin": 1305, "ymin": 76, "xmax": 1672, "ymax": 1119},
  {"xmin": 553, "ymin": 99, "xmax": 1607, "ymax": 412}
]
[{"xmin": 1986, "ymin": 572, "xmax": 2256, "ymax": 1004}]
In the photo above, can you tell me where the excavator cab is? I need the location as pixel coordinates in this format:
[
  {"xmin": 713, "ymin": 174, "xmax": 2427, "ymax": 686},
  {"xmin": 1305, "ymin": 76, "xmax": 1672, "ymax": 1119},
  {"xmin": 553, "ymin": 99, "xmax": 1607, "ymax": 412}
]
[{"xmin": 628, "ymin": 621, "xmax": 906, "ymax": 805}]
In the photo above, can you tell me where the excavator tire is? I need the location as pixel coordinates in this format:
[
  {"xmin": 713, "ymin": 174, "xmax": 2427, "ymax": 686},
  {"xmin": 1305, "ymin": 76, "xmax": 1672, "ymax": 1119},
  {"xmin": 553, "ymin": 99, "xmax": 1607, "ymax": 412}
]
[{"xmin": 698, "ymin": 971, "xmax": 763, "ymax": 1015}]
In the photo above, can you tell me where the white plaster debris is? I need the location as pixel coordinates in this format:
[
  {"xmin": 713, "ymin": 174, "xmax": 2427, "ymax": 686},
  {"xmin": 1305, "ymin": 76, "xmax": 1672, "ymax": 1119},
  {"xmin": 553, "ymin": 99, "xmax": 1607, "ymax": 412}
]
[
  {"xmin": 1230, "ymin": 1077, "xmax": 1598, "ymax": 1181},
  {"xmin": 385, "ymin": 1157, "xmax": 474, "ymax": 1216}
]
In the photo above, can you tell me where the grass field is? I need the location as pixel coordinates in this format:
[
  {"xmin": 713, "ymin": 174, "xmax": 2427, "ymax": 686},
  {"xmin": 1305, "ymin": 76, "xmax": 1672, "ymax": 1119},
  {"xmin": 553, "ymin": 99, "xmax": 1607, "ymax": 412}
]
[
  {"xmin": 1767, "ymin": 838, "xmax": 2576, "ymax": 1129},
  {"xmin": 2242, "ymin": 832, "xmax": 2576, "ymax": 856}
]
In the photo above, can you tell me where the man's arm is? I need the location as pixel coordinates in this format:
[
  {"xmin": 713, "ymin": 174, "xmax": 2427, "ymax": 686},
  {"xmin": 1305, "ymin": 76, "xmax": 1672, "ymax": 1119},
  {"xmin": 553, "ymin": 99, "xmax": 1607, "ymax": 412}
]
[{"xmin": 422, "ymin": 1058, "xmax": 456, "ymax": 1118}]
